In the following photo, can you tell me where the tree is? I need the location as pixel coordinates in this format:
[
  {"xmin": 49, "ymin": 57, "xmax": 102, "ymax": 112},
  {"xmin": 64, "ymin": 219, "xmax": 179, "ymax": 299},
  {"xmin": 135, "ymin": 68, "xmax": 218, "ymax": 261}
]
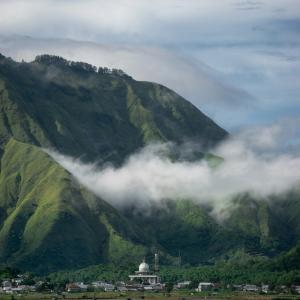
[
  {"xmin": 0, "ymin": 267, "xmax": 21, "ymax": 279},
  {"xmin": 22, "ymin": 278, "xmax": 35, "ymax": 285},
  {"xmin": 165, "ymin": 281, "xmax": 173, "ymax": 293},
  {"xmin": 132, "ymin": 278, "xmax": 143, "ymax": 284},
  {"xmin": 269, "ymin": 283, "xmax": 276, "ymax": 291},
  {"xmin": 87, "ymin": 284, "xmax": 94, "ymax": 292},
  {"xmin": 207, "ymin": 284, "xmax": 213, "ymax": 292},
  {"xmin": 187, "ymin": 280, "xmax": 198, "ymax": 289},
  {"xmin": 45, "ymin": 277, "xmax": 51, "ymax": 283},
  {"xmin": 37, "ymin": 283, "xmax": 47, "ymax": 291},
  {"xmin": 58, "ymin": 281, "xmax": 67, "ymax": 291},
  {"xmin": 255, "ymin": 281, "xmax": 262, "ymax": 288}
]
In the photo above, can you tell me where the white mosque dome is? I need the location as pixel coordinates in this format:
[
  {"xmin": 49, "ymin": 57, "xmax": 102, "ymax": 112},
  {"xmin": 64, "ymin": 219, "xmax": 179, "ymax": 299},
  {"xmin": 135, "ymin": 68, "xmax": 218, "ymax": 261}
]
[{"xmin": 139, "ymin": 262, "xmax": 149, "ymax": 272}]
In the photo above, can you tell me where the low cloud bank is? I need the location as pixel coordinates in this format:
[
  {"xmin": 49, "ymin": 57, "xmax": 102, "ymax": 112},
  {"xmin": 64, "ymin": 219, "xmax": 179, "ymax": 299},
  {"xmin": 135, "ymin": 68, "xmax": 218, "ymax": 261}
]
[{"xmin": 44, "ymin": 117, "xmax": 300, "ymax": 222}]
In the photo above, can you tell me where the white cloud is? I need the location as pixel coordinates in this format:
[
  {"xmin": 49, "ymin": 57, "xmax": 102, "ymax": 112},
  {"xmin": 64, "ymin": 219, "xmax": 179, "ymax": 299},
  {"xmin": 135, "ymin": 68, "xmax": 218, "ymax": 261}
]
[{"xmin": 44, "ymin": 117, "xmax": 300, "ymax": 223}]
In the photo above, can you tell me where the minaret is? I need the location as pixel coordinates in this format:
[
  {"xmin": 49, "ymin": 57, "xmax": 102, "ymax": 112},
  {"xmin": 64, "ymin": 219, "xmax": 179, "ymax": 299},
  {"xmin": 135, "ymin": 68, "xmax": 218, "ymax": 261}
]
[{"xmin": 154, "ymin": 252, "xmax": 159, "ymax": 274}]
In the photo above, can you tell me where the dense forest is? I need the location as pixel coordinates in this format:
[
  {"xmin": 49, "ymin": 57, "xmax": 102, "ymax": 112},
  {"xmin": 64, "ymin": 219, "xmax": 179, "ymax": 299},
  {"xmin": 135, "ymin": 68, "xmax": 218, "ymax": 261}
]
[{"xmin": 47, "ymin": 245, "xmax": 300, "ymax": 285}]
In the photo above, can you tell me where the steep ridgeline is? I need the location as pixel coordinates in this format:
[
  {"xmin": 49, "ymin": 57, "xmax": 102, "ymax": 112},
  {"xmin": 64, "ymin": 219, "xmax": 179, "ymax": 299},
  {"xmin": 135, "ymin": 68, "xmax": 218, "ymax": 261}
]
[
  {"xmin": 0, "ymin": 54, "xmax": 297, "ymax": 273},
  {"xmin": 0, "ymin": 54, "xmax": 227, "ymax": 164}
]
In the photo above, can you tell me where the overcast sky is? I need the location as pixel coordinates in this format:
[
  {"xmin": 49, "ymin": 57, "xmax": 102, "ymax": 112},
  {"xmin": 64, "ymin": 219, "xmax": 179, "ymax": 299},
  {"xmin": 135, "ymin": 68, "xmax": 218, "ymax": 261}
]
[{"xmin": 0, "ymin": 0, "xmax": 299, "ymax": 132}]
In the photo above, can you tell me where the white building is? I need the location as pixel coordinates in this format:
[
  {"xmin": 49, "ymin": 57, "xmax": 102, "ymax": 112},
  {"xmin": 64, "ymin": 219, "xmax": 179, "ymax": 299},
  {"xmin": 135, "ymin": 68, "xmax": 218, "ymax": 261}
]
[
  {"xmin": 178, "ymin": 281, "xmax": 190, "ymax": 288},
  {"xmin": 262, "ymin": 285, "xmax": 269, "ymax": 293},
  {"xmin": 129, "ymin": 255, "xmax": 161, "ymax": 284},
  {"xmin": 197, "ymin": 282, "xmax": 213, "ymax": 292},
  {"xmin": 2, "ymin": 281, "xmax": 12, "ymax": 288}
]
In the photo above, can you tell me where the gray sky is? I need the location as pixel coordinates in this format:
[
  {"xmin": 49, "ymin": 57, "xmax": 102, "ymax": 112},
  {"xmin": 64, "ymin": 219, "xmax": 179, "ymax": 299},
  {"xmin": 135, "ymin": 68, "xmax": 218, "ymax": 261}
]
[{"xmin": 0, "ymin": 0, "xmax": 299, "ymax": 132}]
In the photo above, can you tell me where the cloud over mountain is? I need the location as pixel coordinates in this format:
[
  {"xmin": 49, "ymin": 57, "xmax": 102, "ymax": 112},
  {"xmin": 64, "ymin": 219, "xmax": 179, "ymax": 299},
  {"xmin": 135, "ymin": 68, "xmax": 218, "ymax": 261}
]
[
  {"xmin": 0, "ymin": 34, "xmax": 256, "ymax": 111},
  {"xmin": 45, "ymin": 117, "xmax": 300, "ymax": 224}
]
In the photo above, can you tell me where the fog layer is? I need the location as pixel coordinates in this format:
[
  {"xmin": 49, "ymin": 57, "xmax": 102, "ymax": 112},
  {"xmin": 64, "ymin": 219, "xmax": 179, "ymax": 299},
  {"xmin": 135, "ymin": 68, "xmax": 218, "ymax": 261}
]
[{"xmin": 44, "ymin": 117, "xmax": 300, "ymax": 221}]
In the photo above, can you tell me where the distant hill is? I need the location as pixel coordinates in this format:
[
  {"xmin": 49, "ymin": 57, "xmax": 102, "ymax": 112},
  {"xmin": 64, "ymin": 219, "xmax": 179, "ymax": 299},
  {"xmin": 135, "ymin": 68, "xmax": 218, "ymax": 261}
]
[{"xmin": 0, "ymin": 54, "xmax": 298, "ymax": 273}]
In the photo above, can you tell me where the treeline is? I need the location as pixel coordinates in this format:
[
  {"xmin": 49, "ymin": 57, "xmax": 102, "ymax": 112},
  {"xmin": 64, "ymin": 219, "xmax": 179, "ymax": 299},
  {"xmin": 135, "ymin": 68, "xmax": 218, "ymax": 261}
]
[
  {"xmin": 2, "ymin": 244, "xmax": 300, "ymax": 285},
  {"xmin": 47, "ymin": 245, "xmax": 300, "ymax": 285},
  {"xmin": 0, "ymin": 266, "xmax": 21, "ymax": 279},
  {"xmin": 48, "ymin": 261, "xmax": 137, "ymax": 284},
  {"xmin": 34, "ymin": 54, "xmax": 132, "ymax": 79}
]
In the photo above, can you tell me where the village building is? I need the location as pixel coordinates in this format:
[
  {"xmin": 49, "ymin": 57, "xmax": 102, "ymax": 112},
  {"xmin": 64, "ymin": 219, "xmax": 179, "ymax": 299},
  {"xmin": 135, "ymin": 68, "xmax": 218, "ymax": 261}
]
[
  {"xmin": 77, "ymin": 284, "xmax": 88, "ymax": 292},
  {"xmin": 2, "ymin": 281, "xmax": 12, "ymax": 288},
  {"xmin": 12, "ymin": 278, "xmax": 23, "ymax": 285},
  {"xmin": 197, "ymin": 282, "xmax": 213, "ymax": 292},
  {"xmin": 262, "ymin": 285, "xmax": 269, "ymax": 293},
  {"xmin": 104, "ymin": 284, "xmax": 114, "ymax": 292},
  {"xmin": 117, "ymin": 286, "xmax": 128, "ymax": 292},
  {"xmin": 178, "ymin": 281, "xmax": 190, "ymax": 288},
  {"xmin": 10, "ymin": 288, "xmax": 22, "ymax": 294},
  {"xmin": 243, "ymin": 285, "xmax": 258, "ymax": 292},
  {"xmin": 66, "ymin": 284, "xmax": 81, "ymax": 292}
]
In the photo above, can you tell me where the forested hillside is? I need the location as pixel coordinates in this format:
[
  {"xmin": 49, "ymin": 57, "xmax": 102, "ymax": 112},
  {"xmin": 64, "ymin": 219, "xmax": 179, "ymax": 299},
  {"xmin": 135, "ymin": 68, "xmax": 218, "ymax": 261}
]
[{"xmin": 48, "ymin": 244, "xmax": 300, "ymax": 285}]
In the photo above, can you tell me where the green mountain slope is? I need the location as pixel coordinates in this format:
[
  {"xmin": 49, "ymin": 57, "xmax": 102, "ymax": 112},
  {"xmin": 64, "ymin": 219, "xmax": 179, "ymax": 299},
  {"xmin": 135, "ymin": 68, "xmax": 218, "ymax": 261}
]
[
  {"xmin": 124, "ymin": 198, "xmax": 294, "ymax": 266},
  {"xmin": 223, "ymin": 195, "xmax": 294, "ymax": 255},
  {"xmin": 272, "ymin": 189, "xmax": 300, "ymax": 244},
  {"xmin": 0, "ymin": 55, "xmax": 228, "ymax": 165},
  {"xmin": 124, "ymin": 200, "xmax": 229, "ymax": 265},
  {"xmin": 0, "ymin": 138, "xmax": 161, "ymax": 273}
]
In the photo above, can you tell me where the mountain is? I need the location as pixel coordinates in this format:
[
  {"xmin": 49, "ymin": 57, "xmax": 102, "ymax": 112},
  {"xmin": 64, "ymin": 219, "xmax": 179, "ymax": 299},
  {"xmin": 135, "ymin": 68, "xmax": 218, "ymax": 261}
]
[
  {"xmin": 0, "ymin": 54, "xmax": 227, "ymax": 164},
  {"xmin": 0, "ymin": 54, "xmax": 297, "ymax": 273}
]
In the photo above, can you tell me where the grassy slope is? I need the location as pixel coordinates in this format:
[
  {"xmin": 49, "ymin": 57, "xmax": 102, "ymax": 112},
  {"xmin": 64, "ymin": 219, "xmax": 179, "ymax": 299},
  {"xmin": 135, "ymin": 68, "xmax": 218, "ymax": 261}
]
[
  {"xmin": 0, "ymin": 139, "xmax": 160, "ymax": 273},
  {"xmin": 272, "ymin": 188, "xmax": 300, "ymax": 244},
  {"xmin": 125, "ymin": 200, "xmax": 225, "ymax": 265},
  {"xmin": 0, "ymin": 58, "xmax": 228, "ymax": 165},
  {"xmin": 124, "ymin": 199, "xmax": 274, "ymax": 265},
  {"xmin": 224, "ymin": 195, "xmax": 294, "ymax": 255}
]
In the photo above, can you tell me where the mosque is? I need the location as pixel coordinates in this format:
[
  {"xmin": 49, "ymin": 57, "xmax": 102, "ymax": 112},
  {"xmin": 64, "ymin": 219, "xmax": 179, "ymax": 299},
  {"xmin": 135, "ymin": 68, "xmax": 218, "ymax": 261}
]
[{"xmin": 129, "ymin": 253, "xmax": 161, "ymax": 284}]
